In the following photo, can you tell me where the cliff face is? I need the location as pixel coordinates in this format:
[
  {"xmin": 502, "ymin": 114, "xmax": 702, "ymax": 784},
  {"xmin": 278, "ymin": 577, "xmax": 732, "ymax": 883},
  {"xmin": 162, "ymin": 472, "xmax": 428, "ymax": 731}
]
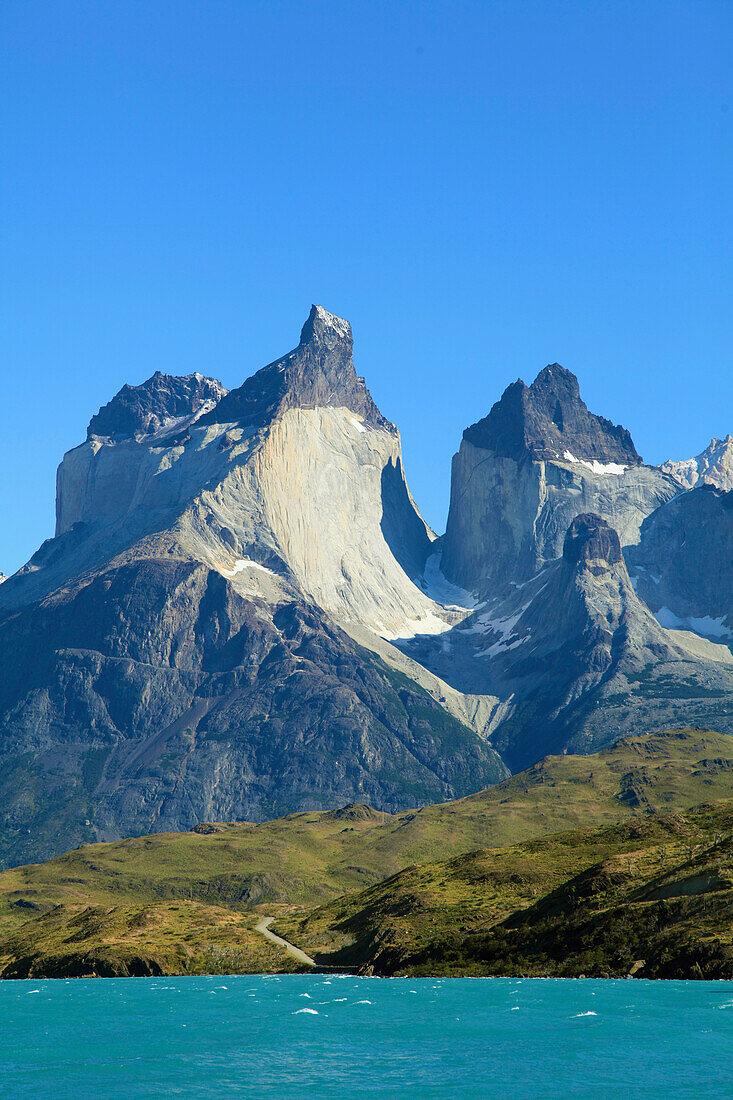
[
  {"xmin": 442, "ymin": 365, "xmax": 678, "ymax": 594},
  {"xmin": 626, "ymin": 485, "xmax": 733, "ymax": 639}
]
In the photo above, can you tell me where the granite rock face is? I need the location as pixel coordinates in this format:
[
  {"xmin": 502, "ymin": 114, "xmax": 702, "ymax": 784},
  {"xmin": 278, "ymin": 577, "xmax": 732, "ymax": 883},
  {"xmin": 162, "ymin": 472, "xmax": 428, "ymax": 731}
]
[
  {"xmin": 627, "ymin": 485, "xmax": 733, "ymax": 638},
  {"xmin": 442, "ymin": 365, "xmax": 678, "ymax": 594}
]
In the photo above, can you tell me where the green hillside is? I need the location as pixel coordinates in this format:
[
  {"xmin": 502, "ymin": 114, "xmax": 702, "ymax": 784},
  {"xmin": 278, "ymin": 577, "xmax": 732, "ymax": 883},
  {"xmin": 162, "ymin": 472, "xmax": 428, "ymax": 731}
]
[
  {"xmin": 3, "ymin": 727, "xmax": 733, "ymax": 978},
  {"xmin": 276, "ymin": 802, "xmax": 733, "ymax": 979}
]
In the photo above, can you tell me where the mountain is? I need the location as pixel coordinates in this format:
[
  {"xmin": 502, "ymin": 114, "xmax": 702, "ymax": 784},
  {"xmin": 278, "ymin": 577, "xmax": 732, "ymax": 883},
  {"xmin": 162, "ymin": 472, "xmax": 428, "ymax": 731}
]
[
  {"xmin": 0, "ymin": 306, "xmax": 506, "ymax": 869},
  {"xmin": 441, "ymin": 364, "xmax": 678, "ymax": 595},
  {"xmin": 661, "ymin": 435, "xmax": 733, "ymax": 492},
  {"xmin": 2, "ymin": 306, "xmax": 733, "ymax": 871}
]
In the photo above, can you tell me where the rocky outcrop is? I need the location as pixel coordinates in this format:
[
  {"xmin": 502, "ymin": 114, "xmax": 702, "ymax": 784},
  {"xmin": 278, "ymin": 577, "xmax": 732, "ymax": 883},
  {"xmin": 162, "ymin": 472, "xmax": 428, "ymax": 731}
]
[
  {"xmin": 627, "ymin": 485, "xmax": 733, "ymax": 640},
  {"xmin": 661, "ymin": 436, "xmax": 733, "ymax": 492},
  {"xmin": 442, "ymin": 366, "xmax": 678, "ymax": 594},
  {"xmin": 200, "ymin": 305, "xmax": 391, "ymax": 432},
  {"xmin": 400, "ymin": 513, "xmax": 733, "ymax": 771},
  {"xmin": 87, "ymin": 371, "xmax": 226, "ymax": 441},
  {"xmin": 463, "ymin": 364, "xmax": 641, "ymax": 465}
]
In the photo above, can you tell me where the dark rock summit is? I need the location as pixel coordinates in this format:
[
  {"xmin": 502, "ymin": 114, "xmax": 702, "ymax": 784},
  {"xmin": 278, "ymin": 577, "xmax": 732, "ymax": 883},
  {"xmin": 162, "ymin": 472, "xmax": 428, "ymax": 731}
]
[
  {"xmin": 442, "ymin": 363, "xmax": 675, "ymax": 594},
  {"xmin": 563, "ymin": 513, "xmax": 623, "ymax": 570},
  {"xmin": 87, "ymin": 371, "xmax": 226, "ymax": 440},
  {"xmin": 201, "ymin": 305, "xmax": 392, "ymax": 432},
  {"xmin": 464, "ymin": 363, "xmax": 641, "ymax": 465}
]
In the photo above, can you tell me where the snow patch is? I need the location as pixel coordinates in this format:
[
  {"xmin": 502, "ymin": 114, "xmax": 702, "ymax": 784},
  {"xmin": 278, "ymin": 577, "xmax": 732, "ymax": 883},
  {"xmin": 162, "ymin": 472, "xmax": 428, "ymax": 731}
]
[
  {"xmin": 460, "ymin": 605, "xmax": 533, "ymax": 657},
  {"xmin": 420, "ymin": 552, "xmax": 478, "ymax": 610},
  {"xmin": 349, "ymin": 417, "xmax": 367, "ymax": 434},
  {"xmin": 563, "ymin": 451, "xmax": 627, "ymax": 476},
  {"xmin": 655, "ymin": 607, "xmax": 733, "ymax": 640},
  {"xmin": 221, "ymin": 558, "xmax": 277, "ymax": 579},
  {"xmin": 385, "ymin": 611, "xmax": 454, "ymax": 641}
]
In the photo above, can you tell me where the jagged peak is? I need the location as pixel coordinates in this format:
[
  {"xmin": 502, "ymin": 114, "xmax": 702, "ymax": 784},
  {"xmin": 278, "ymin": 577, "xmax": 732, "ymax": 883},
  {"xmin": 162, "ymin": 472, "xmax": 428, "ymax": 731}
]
[
  {"xmin": 87, "ymin": 371, "xmax": 227, "ymax": 441},
  {"xmin": 531, "ymin": 363, "xmax": 581, "ymax": 399},
  {"xmin": 299, "ymin": 304, "xmax": 353, "ymax": 348},
  {"xmin": 462, "ymin": 363, "xmax": 641, "ymax": 467},
  {"xmin": 661, "ymin": 435, "xmax": 733, "ymax": 492},
  {"xmin": 201, "ymin": 305, "xmax": 392, "ymax": 432}
]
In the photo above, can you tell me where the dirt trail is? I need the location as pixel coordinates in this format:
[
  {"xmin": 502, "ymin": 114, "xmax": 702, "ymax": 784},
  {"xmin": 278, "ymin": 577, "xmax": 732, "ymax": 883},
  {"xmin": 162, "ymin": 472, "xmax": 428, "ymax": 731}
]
[{"xmin": 255, "ymin": 916, "xmax": 316, "ymax": 967}]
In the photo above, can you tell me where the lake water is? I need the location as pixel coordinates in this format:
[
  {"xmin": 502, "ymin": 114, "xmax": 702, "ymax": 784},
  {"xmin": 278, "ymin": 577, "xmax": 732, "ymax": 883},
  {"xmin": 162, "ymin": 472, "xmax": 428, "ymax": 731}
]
[{"xmin": 2, "ymin": 974, "xmax": 733, "ymax": 1098}]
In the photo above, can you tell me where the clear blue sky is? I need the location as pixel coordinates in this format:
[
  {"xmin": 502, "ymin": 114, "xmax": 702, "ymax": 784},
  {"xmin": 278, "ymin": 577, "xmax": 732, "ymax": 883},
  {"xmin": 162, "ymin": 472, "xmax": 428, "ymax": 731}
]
[{"xmin": 1, "ymin": 1, "xmax": 731, "ymax": 573}]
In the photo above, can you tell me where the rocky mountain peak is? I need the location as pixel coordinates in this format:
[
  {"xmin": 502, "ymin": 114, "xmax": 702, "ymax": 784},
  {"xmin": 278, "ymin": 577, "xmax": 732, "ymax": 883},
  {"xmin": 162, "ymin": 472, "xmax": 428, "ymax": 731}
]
[
  {"xmin": 563, "ymin": 513, "xmax": 622, "ymax": 570},
  {"xmin": 298, "ymin": 303, "xmax": 353, "ymax": 349},
  {"xmin": 661, "ymin": 435, "xmax": 733, "ymax": 492},
  {"xmin": 87, "ymin": 371, "xmax": 227, "ymax": 441},
  {"xmin": 463, "ymin": 364, "xmax": 642, "ymax": 466},
  {"xmin": 201, "ymin": 305, "xmax": 392, "ymax": 432}
]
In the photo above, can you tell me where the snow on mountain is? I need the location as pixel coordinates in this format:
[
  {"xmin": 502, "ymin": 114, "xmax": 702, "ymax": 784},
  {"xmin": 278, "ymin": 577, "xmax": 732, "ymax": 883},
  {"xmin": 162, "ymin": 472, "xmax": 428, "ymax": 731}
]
[{"xmin": 661, "ymin": 436, "xmax": 733, "ymax": 492}]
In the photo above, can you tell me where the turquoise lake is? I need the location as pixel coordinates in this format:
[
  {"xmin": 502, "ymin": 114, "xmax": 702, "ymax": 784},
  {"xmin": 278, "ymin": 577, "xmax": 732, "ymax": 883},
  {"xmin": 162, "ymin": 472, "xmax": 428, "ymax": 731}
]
[{"xmin": 2, "ymin": 974, "xmax": 733, "ymax": 1098}]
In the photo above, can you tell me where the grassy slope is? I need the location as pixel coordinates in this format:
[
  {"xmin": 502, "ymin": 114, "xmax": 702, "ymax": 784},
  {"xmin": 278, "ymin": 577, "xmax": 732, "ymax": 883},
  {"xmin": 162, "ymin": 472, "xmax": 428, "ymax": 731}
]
[
  {"xmin": 1, "ymin": 901, "xmax": 304, "ymax": 979},
  {"xmin": 277, "ymin": 804, "xmax": 733, "ymax": 979},
  {"xmin": 3, "ymin": 728, "xmax": 733, "ymax": 977}
]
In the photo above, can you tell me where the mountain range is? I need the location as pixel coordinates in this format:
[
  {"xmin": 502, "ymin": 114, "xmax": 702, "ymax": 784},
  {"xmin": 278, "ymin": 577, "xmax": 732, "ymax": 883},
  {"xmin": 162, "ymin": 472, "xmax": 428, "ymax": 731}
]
[{"xmin": 1, "ymin": 305, "xmax": 732, "ymax": 868}]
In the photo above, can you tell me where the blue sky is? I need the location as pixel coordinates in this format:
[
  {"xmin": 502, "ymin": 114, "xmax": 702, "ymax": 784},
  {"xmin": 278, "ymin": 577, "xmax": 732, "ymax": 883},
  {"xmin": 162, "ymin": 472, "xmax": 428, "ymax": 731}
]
[{"xmin": 1, "ymin": 0, "xmax": 731, "ymax": 573}]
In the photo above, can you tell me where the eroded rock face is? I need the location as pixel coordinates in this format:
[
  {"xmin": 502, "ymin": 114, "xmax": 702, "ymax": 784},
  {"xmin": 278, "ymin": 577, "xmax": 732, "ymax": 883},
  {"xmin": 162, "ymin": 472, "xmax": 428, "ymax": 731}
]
[
  {"xmin": 627, "ymin": 485, "xmax": 733, "ymax": 638},
  {"xmin": 442, "ymin": 365, "xmax": 678, "ymax": 594},
  {"xmin": 661, "ymin": 436, "xmax": 733, "ymax": 492},
  {"xmin": 0, "ymin": 558, "xmax": 505, "ymax": 868}
]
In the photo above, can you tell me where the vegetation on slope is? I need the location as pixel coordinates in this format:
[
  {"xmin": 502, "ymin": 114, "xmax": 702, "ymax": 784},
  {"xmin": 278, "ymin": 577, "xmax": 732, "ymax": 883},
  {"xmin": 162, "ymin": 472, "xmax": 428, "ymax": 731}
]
[
  {"xmin": 0, "ymin": 901, "xmax": 304, "ymax": 979},
  {"xmin": 276, "ymin": 803, "xmax": 733, "ymax": 979}
]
